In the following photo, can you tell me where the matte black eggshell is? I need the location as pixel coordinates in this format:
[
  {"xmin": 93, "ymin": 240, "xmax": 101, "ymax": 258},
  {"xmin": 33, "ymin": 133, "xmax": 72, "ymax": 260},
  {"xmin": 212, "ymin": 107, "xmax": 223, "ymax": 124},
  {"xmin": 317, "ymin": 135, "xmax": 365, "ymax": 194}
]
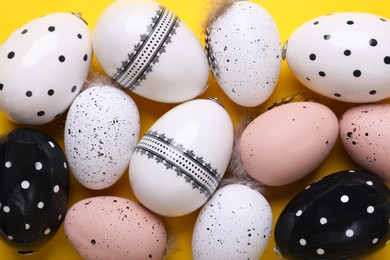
[
  {"xmin": 275, "ymin": 170, "xmax": 390, "ymax": 260},
  {"xmin": 0, "ymin": 128, "xmax": 69, "ymax": 254}
]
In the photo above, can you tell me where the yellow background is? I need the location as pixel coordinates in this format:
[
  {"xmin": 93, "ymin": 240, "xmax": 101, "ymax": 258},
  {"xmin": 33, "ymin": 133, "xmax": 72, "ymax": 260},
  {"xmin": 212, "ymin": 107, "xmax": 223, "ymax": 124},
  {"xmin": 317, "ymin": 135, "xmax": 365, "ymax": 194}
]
[{"xmin": 0, "ymin": 0, "xmax": 389, "ymax": 259}]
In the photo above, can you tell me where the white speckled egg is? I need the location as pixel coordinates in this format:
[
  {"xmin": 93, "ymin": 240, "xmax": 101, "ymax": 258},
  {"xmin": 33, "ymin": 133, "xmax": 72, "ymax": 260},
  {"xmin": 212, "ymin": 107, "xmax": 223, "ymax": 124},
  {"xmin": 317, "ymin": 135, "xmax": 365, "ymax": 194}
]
[
  {"xmin": 192, "ymin": 184, "xmax": 272, "ymax": 260},
  {"xmin": 64, "ymin": 196, "xmax": 167, "ymax": 260},
  {"xmin": 286, "ymin": 12, "xmax": 390, "ymax": 103},
  {"xmin": 64, "ymin": 85, "xmax": 140, "ymax": 190},
  {"xmin": 240, "ymin": 102, "xmax": 339, "ymax": 186},
  {"xmin": 0, "ymin": 12, "xmax": 91, "ymax": 125},
  {"xmin": 206, "ymin": 1, "xmax": 281, "ymax": 107},
  {"xmin": 129, "ymin": 98, "xmax": 233, "ymax": 217},
  {"xmin": 92, "ymin": 0, "xmax": 209, "ymax": 103},
  {"xmin": 340, "ymin": 103, "xmax": 390, "ymax": 182}
]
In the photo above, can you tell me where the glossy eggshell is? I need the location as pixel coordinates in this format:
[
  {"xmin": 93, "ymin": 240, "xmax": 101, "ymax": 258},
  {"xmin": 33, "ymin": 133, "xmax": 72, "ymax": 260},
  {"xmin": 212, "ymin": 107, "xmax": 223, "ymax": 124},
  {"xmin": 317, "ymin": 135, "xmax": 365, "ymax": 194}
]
[
  {"xmin": 64, "ymin": 85, "xmax": 140, "ymax": 190},
  {"xmin": 286, "ymin": 12, "xmax": 390, "ymax": 103},
  {"xmin": 192, "ymin": 184, "xmax": 272, "ymax": 260},
  {"xmin": 274, "ymin": 170, "xmax": 390, "ymax": 260},
  {"xmin": 206, "ymin": 1, "xmax": 281, "ymax": 107},
  {"xmin": 64, "ymin": 196, "xmax": 167, "ymax": 260},
  {"xmin": 0, "ymin": 12, "xmax": 91, "ymax": 125},
  {"xmin": 0, "ymin": 128, "xmax": 69, "ymax": 254},
  {"xmin": 340, "ymin": 103, "xmax": 390, "ymax": 182},
  {"xmin": 129, "ymin": 99, "xmax": 234, "ymax": 217},
  {"xmin": 92, "ymin": 0, "xmax": 209, "ymax": 103},
  {"xmin": 240, "ymin": 102, "xmax": 339, "ymax": 186}
]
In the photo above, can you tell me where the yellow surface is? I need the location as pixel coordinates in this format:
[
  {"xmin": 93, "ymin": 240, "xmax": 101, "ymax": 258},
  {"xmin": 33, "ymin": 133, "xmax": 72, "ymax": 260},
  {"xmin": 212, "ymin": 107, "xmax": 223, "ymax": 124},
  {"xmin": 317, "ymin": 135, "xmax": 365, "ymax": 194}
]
[{"xmin": 0, "ymin": 0, "xmax": 390, "ymax": 259}]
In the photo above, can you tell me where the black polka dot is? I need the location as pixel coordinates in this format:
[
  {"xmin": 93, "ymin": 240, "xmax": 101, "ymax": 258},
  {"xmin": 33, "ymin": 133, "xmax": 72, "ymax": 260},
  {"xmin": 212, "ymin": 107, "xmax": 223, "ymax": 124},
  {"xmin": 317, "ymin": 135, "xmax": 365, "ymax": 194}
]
[
  {"xmin": 21, "ymin": 29, "xmax": 28, "ymax": 34},
  {"xmin": 344, "ymin": 50, "xmax": 351, "ymax": 56},
  {"xmin": 319, "ymin": 71, "xmax": 326, "ymax": 77},
  {"xmin": 47, "ymin": 89, "xmax": 54, "ymax": 96},
  {"xmin": 313, "ymin": 21, "xmax": 319, "ymax": 25},
  {"xmin": 48, "ymin": 26, "xmax": 55, "ymax": 32},
  {"xmin": 309, "ymin": 54, "xmax": 316, "ymax": 61},
  {"xmin": 91, "ymin": 239, "xmax": 96, "ymax": 245},
  {"xmin": 347, "ymin": 20, "xmax": 354, "ymax": 25},
  {"xmin": 7, "ymin": 52, "xmax": 15, "ymax": 59},
  {"xmin": 37, "ymin": 111, "xmax": 45, "ymax": 117},
  {"xmin": 324, "ymin": 34, "xmax": 331, "ymax": 40},
  {"xmin": 334, "ymin": 93, "xmax": 341, "ymax": 97},
  {"xmin": 380, "ymin": 18, "xmax": 387, "ymax": 22},
  {"xmin": 71, "ymin": 86, "xmax": 77, "ymax": 93},
  {"xmin": 58, "ymin": 55, "xmax": 65, "ymax": 62},
  {"xmin": 77, "ymin": 33, "xmax": 82, "ymax": 39},
  {"xmin": 83, "ymin": 54, "xmax": 88, "ymax": 61},
  {"xmin": 369, "ymin": 90, "xmax": 377, "ymax": 95},
  {"xmin": 26, "ymin": 91, "xmax": 32, "ymax": 97},
  {"xmin": 384, "ymin": 56, "xmax": 390, "ymax": 64},
  {"xmin": 353, "ymin": 70, "xmax": 362, "ymax": 77},
  {"xmin": 305, "ymin": 77, "xmax": 311, "ymax": 81},
  {"xmin": 369, "ymin": 39, "xmax": 378, "ymax": 46},
  {"xmin": 0, "ymin": 84, "xmax": 3, "ymax": 90}
]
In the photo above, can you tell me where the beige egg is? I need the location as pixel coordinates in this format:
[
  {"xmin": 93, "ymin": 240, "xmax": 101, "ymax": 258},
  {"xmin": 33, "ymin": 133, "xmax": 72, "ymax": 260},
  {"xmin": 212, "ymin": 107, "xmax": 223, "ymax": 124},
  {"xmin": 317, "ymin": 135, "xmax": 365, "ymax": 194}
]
[
  {"xmin": 239, "ymin": 102, "xmax": 339, "ymax": 186},
  {"xmin": 64, "ymin": 196, "xmax": 167, "ymax": 260},
  {"xmin": 340, "ymin": 103, "xmax": 390, "ymax": 182}
]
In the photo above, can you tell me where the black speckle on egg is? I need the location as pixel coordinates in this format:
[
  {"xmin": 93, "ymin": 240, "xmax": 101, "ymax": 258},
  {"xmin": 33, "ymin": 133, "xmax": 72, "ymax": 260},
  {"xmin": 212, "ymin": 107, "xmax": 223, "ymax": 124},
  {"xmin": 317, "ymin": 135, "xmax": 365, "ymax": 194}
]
[
  {"xmin": 346, "ymin": 20, "xmax": 354, "ymax": 25},
  {"xmin": 353, "ymin": 70, "xmax": 362, "ymax": 77},
  {"xmin": 48, "ymin": 89, "xmax": 54, "ymax": 96},
  {"xmin": 37, "ymin": 111, "xmax": 45, "ymax": 117},
  {"xmin": 324, "ymin": 34, "xmax": 331, "ymax": 40},
  {"xmin": 344, "ymin": 50, "xmax": 352, "ymax": 56},
  {"xmin": 384, "ymin": 56, "xmax": 390, "ymax": 64},
  {"xmin": 313, "ymin": 21, "xmax": 319, "ymax": 25},
  {"xmin": 21, "ymin": 29, "xmax": 28, "ymax": 34},
  {"xmin": 26, "ymin": 91, "xmax": 32, "ymax": 97},
  {"xmin": 334, "ymin": 93, "xmax": 341, "ymax": 97},
  {"xmin": 48, "ymin": 26, "xmax": 55, "ymax": 32},
  {"xmin": 309, "ymin": 54, "xmax": 316, "ymax": 61},
  {"xmin": 7, "ymin": 52, "xmax": 15, "ymax": 59},
  {"xmin": 319, "ymin": 71, "xmax": 326, "ymax": 77},
  {"xmin": 369, "ymin": 90, "xmax": 377, "ymax": 95},
  {"xmin": 77, "ymin": 33, "xmax": 82, "ymax": 39},
  {"xmin": 0, "ymin": 83, "xmax": 3, "ymax": 90},
  {"xmin": 71, "ymin": 85, "xmax": 77, "ymax": 93},
  {"xmin": 369, "ymin": 39, "xmax": 378, "ymax": 47},
  {"xmin": 83, "ymin": 54, "xmax": 88, "ymax": 62},
  {"xmin": 58, "ymin": 55, "xmax": 66, "ymax": 62},
  {"xmin": 91, "ymin": 239, "xmax": 96, "ymax": 245}
]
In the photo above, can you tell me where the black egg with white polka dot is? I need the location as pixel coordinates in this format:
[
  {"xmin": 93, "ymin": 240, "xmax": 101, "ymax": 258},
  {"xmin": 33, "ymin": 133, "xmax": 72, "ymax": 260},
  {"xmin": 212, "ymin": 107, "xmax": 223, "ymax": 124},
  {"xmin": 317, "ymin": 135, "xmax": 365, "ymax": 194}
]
[
  {"xmin": 0, "ymin": 128, "xmax": 69, "ymax": 254},
  {"xmin": 274, "ymin": 170, "xmax": 390, "ymax": 259}
]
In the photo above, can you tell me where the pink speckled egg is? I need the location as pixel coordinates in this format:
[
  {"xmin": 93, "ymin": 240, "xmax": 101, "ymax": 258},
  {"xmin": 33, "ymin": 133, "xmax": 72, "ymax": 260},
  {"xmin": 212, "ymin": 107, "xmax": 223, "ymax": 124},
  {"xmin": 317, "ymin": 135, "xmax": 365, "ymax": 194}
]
[
  {"xmin": 340, "ymin": 103, "xmax": 390, "ymax": 182},
  {"xmin": 64, "ymin": 196, "xmax": 167, "ymax": 260},
  {"xmin": 239, "ymin": 102, "xmax": 339, "ymax": 186}
]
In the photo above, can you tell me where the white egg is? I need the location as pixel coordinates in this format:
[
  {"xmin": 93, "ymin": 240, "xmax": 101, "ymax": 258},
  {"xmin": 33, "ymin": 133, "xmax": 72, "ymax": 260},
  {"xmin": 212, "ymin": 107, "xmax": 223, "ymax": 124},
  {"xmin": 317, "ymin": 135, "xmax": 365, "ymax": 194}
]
[
  {"xmin": 192, "ymin": 184, "xmax": 272, "ymax": 260},
  {"xmin": 92, "ymin": 0, "xmax": 209, "ymax": 103},
  {"xmin": 129, "ymin": 98, "xmax": 233, "ymax": 217},
  {"xmin": 65, "ymin": 85, "xmax": 140, "ymax": 190},
  {"xmin": 286, "ymin": 12, "xmax": 390, "ymax": 103},
  {"xmin": 206, "ymin": 1, "xmax": 282, "ymax": 107},
  {"xmin": 0, "ymin": 12, "xmax": 91, "ymax": 125}
]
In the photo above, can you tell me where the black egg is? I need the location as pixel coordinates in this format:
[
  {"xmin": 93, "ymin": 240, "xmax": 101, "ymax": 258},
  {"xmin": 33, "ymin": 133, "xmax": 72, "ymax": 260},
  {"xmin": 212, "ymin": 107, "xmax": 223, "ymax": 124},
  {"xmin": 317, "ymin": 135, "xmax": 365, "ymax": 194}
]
[
  {"xmin": 0, "ymin": 128, "xmax": 69, "ymax": 254},
  {"xmin": 275, "ymin": 170, "xmax": 390, "ymax": 260}
]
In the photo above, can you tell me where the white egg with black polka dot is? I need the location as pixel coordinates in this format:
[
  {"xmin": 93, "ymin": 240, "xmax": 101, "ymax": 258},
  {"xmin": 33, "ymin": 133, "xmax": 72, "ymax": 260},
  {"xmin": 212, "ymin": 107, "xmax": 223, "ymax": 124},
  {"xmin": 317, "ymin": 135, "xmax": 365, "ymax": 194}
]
[
  {"xmin": 285, "ymin": 12, "xmax": 390, "ymax": 103},
  {"xmin": 0, "ymin": 12, "xmax": 92, "ymax": 125}
]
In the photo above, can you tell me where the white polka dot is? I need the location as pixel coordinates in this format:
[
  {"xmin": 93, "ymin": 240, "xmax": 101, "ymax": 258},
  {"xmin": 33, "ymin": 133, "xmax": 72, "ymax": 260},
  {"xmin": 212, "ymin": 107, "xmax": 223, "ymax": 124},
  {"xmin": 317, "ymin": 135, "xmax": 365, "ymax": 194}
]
[
  {"xmin": 320, "ymin": 217, "xmax": 328, "ymax": 225},
  {"xmin": 53, "ymin": 185, "xmax": 60, "ymax": 193},
  {"xmin": 35, "ymin": 162, "xmax": 42, "ymax": 170},
  {"xmin": 25, "ymin": 224, "xmax": 30, "ymax": 230},
  {"xmin": 386, "ymin": 240, "xmax": 390, "ymax": 245},
  {"xmin": 44, "ymin": 229, "xmax": 51, "ymax": 235},
  {"xmin": 37, "ymin": 202, "xmax": 44, "ymax": 209},
  {"xmin": 63, "ymin": 162, "xmax": 67, "ymax": 169},
  {"xmin": 366, "ymin": 181, "xmax": 373, "ymax": 186},
  {"xmin": 48, "ymin": 141, "xmax": 55, "ymax": 148},
  {"xmin": 341, "ymin": 195, "xmax": 349, "ymax": 203},
  {"xmin": 3, "ymin": 206, "xmax": 10, "ymax": 213},
  {"xmin": 305, "ymin": 185, "xmax": 311, "ymax": 190},
  {"xmin": 21, "ymin": 181, "xmax": 30, "ymax": 189},
  {"xmin": 5, "ymin": 161, "xmax": 11, "ymax": 168},
  {"xmin": 346, "ymin": 229, "xmax": 354, "ymax": 237},
  {"xmin": 8, "ymin": 235, "xmax": 13, "ymax": 240},
  {"xmin": 367, "ymin": 206, "xmax": 375, "ymax": 214},
  {"xmin": 373, "ymin": 238, "xmax": 379, "ymax": 244},
  {"xmin": 317, "ymin": 248, "xmax": 325, "ymax": 255},
  {"xmin": 296, "ymin": 210, "xmax": 303, "ymax": 216},
  {"xmin": 299, "ymin": 239, "xmax": 307, "ymax": 246},
  {"xmin": 58, "ymin": 214, "xmax": 62, "ymax": 220},
  {"xmin": 348, "ymin": 170, "xmax": 356, "ymax": 173}
]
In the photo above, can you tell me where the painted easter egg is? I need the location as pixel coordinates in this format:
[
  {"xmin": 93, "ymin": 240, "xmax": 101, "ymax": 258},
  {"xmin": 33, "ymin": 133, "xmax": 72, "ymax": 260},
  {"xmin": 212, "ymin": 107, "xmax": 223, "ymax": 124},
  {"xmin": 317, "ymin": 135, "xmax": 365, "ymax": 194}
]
[
  {"xmin": 192, "ymin": 184, "xmax": 272, "ymax": 260},
  {"xmin": 285, "ymin": 12, "xmax": 390, "ymax": 103},
  {"xmin": 340, "ymin": 103, "xmax": 390, "ymax": 182},
  {"xmin": 274, "ymin": 170, "xmax": 390, "ymax": 260},
  {"xmin": 0, "ymin": 12, "xmax": 91, "ymax": 125},
  {"xmin": 64, "ymin": 85, "xmax": 140, "ymax": 190},
  {"xmin": 239, "ymin": 101, "xmax": 339, "ymax": 186},
  {"xmin": 129, "ymin": 98, "xmax": 233, "ymax": 217},
  {"xmin": 64, "ymin": 196, "xmax": 167, "ymax": 260},
  {"xmin": 92, "ymin": 0, "xmax": 209, "ymax": 103},
  {"xmin": 0, "ymin": 128, "xmax": 69, "ymax": 254},
  {"xmin": 206, "ymin": 0, "xmax": 281, "ymax": 107}
]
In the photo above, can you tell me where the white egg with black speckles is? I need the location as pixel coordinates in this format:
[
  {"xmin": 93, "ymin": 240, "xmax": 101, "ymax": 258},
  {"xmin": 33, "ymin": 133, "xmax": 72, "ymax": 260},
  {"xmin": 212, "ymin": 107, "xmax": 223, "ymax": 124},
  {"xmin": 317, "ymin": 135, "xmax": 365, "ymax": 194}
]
[
  {"xmin": 206, "ymin": 1, "xmax": 282, "ymax": 107},
  {"xmin": 0, "ymin": 12, "xmax": 91, "ymax": 125},
  {"xmin": 64, "ymin": 85, "xmax": 140, "ymax": 190},
  {"xmin": 340, "ymin": 103, "xmax": 390, "ymax": 182},
  {"xmin": 192, "ymin": 184, "xmax": 272, "ymax": 260},
  {"xmin": 64, "ymin": 196, "xmax": 167, "ymax": 260},
  {"xmin": 286, "ymin": 12, "xmax": 390, "ymax": 103}
]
